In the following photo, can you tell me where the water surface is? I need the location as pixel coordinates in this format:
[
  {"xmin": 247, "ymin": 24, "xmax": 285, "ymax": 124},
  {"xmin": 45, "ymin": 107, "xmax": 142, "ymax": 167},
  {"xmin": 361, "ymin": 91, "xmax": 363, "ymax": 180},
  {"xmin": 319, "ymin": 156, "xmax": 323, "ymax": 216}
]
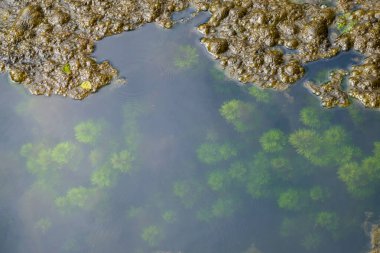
[{"xmin": 0, "ymin": 12, "xmax": 379, "ymax": 253}]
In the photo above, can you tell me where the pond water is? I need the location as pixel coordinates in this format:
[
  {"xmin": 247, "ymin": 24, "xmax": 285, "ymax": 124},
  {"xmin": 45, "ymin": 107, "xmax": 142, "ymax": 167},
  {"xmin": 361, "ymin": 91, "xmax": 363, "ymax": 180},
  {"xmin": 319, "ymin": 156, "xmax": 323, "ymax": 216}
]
[{"xmin": 1, "ymin": 11, "xmax": 380, "ymax": 253}]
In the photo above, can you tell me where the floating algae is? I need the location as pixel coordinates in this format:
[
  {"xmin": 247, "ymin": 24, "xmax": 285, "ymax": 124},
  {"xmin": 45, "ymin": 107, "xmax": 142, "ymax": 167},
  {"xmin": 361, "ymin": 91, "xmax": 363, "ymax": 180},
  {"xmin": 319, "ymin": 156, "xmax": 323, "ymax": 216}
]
[
  {"xmin": 199, "ymin": 0, "xmax": 339, "ymax": 90},
  {"xmin": 370, "ymin": 224, "xmax": 380, "ymax": 253},
  {"xmin": 0, "ymin": 0, "xmax": 196, "ymax": 99},
  {"xmin": 305, "ymin": 70, "xmax": 349, "ymax": 108},
  {"xmin": 307, "ymin": 0, "xmax": 380, "ymax": 107},
  {"xmin": 2, "ymin": 0, "xmax": 380, "ymax": 108},
  {"xmin": 198, "ymin": 0, "xmax": 380, "ymax": 108}
]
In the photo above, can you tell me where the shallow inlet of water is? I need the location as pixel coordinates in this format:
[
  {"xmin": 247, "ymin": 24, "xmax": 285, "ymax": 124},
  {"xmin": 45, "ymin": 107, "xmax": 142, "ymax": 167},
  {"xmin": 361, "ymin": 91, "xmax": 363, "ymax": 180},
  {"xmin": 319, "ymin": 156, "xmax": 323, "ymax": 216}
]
[{"xmin": 0, "ymin": 10, "xmax": 380, "ymax": 253}]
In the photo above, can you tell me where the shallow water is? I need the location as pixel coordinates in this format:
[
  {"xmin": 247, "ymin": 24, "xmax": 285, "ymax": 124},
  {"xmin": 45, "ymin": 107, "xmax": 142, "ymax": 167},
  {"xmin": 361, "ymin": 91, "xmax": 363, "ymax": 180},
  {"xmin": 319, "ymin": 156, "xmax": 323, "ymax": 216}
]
[{"xmin": 1, "ymin": 12, "xmax": 380, "ymax": 253}]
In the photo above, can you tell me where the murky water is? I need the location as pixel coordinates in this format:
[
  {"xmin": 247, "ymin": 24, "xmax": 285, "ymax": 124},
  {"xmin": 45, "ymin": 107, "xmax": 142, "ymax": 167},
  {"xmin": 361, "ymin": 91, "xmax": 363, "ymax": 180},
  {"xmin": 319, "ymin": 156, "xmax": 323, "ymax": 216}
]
[{"xmin": 1, "ymin": 12, "xmax": 380, "ymax": 253}]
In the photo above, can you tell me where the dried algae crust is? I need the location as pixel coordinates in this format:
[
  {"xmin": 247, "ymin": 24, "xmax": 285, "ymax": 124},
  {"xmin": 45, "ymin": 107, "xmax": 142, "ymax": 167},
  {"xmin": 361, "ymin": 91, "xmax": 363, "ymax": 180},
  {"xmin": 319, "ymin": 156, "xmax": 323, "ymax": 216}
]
[{"xmin": 1, "ymin": 0, "xmax": 380, "ymax": 108}]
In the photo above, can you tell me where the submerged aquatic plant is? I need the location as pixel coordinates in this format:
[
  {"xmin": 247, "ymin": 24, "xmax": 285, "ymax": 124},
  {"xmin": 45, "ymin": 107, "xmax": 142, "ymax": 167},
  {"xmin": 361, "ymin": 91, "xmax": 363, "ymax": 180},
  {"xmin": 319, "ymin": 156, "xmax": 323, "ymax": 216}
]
[
  {"xmin": 315, "ymin": 211, "xmax": 339, "ymax": 232},
  {"xmin": 309, "ymin": 186, "xmax": 330, "ymax": 202},
  {"xmin": 323, "ymin": 126, "xmax": 347, "ymax": 145},
  {"xmin": 277, "ymin": 188, "xmax": 307, "ymax": 211},
  {"xmin": 301, "ymin": 233, "xmax": 322, "ymax": 251},
  {"xmin": 209, "ymin": 66, "xmax": 237, "ymax": 94},
  {"xmin": 74, "ymin": 120, "xmax": 104, "ymax": 144},
  {"xmin": 228, "ymin": 161, "xmax": 247, "ymax": 183},
  {"xmin": 55, "ymin": 187, "xmax": 95, "ymax": 212},
  {"xmin": 211, "ymin": 196, "xmax": 236, "ymax": 218},
  {"xmin": 110, "ymin": 149, "xmax": 134, "ymax": 173},
  {"xmin": 173, "ymin": 180, "xmax": 203, "ymax": 208},
  {"xmin": 289, "ymin": 129, "xmax": 321, "ymax": 163},
  {"xmin": 51, "ymin": 142, "xmax": 78, "ymax": 166},
  {"xmin": 197, "ymin": 142, "xmax": 237, "ymax": 165},
  {"xmin": 89, "ymin": 149, "xmax": 104, "ymax": 167},
  {"xmin": 91, "ymin": 166, "xmax": 116, "ymax": 188},
  {"xmin": 260, "ymin": 129, "xmax": 287, "ymax": 153},
  {"xmin": 141, "ymin": 225, "xmax": 164, "ymax": 247},
  {"xmin": 210, "ymin": 66, "xmax": 226, "ymax": 82},
  {"xmin": 248, "ymin": 86, "xmax": 271, "ymax": 103},
  {"xmin": 197, "ymin": 196, "xmax": 238, "ymax": 221},
  {"xmin": 300, "ymin": 107, "xmax": 330, "ymax": 129},
  {"xmin": 312, "ymin": 69, "xmax": 331, "ymax": 83},
  {"xmin": 347, "ymin": 105, "xmax": 365, "ymax": 125},
  {"xmin": 162, "ymin": 210, "xmax": 177, "ymax": 223},
  {"xmin": 220, "ymin": 100, "xmax": 256, "ymax": 132},
  {"xmin": 34, "ymin": 218, "xmax": 52, "ymax": 234},
  {"xmin": 21, "ymin": 143, "xmax": 53, "ymax": 175},
  {"xmin": 270, "ymin": 156, "xmax": 298, "ymax": 181},
  {"xmin": 280, "ymin": 217, "xmax": 300, "ymax": 237},
  {"xmin": 289, "ymin": 126, "xmax": 353, "ymax": 167},
  {"xmin": 207, "ymin": 170, "xmax": 228, "ymax": 191},
  {"xmin": 21, "ymin": 141, "xmax": 84, "ymax": 176},
  {"xmin": 174, "ymin": 45, "xmax": 199, "ymax": 69},
  {"xmin": 338, "ymin": 162, "xmax": 369, "ymax": 198},
  {"xmin": 246, "ymin": 153, "xmax": 272, "ymax": 199},
  {"xmin": 338, "ymin": 142, "xmax": 380, "ymax": 198},
  {"xmin": 127, "ymin": 206, "xmax": 143, "ymax": 219}
]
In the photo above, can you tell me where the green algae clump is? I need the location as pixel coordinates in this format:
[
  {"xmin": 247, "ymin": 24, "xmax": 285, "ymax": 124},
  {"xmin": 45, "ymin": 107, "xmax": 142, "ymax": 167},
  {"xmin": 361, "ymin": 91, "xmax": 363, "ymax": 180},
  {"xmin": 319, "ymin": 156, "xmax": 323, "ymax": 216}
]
[{"xmin": 74, "ymin": 120, "xmax": 104, "ymax": 144}]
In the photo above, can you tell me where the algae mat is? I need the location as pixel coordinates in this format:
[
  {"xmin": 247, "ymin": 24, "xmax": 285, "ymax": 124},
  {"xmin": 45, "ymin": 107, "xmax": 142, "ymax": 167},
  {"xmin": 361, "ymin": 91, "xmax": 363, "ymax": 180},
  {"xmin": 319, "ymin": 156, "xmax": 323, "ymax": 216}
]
[{"xmin": 1, "ymin": 0, "xmax": 380, "ymax": 108}]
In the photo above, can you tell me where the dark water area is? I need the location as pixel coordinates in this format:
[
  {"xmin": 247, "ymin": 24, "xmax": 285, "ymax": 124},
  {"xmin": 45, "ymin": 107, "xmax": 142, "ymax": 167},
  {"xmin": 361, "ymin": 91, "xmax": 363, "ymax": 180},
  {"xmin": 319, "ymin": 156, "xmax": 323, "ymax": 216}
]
[{"xmin": 1, "ymin": 11, "xmax": 380, "ymax": 253}]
